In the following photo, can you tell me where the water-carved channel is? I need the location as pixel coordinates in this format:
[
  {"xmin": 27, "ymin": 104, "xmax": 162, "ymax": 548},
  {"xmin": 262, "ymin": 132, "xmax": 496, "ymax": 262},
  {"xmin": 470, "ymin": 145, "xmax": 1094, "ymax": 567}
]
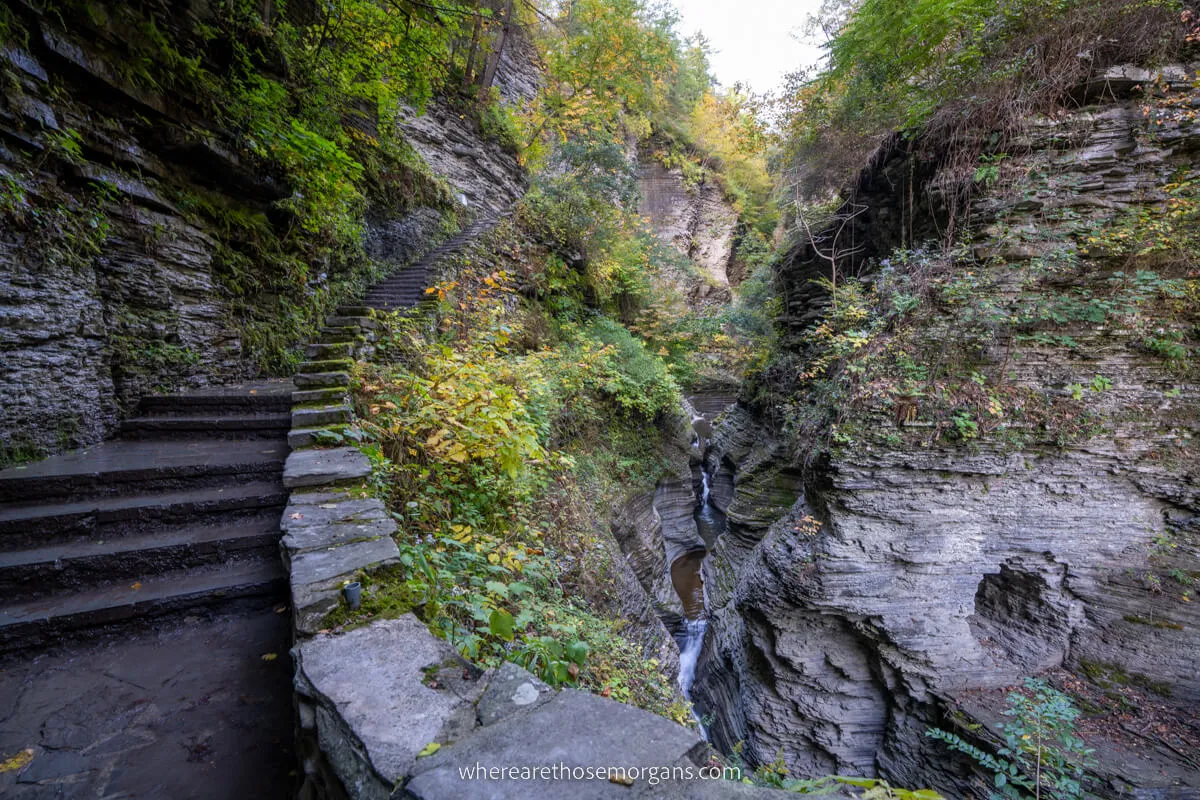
[{"xmin": 671, "ymin": 396, "xmax": 732, "ymax": 703}]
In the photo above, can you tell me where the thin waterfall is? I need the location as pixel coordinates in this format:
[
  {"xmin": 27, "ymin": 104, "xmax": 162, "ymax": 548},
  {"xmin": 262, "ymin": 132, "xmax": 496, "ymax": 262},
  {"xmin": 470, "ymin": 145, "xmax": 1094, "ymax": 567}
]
[{"xmin": 669, "ymin": 397, "xmax": 732, "ymax": 732}]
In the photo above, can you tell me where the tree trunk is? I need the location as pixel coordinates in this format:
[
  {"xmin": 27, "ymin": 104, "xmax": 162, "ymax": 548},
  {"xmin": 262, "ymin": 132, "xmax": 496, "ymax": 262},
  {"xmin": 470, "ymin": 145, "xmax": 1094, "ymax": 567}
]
[
  {"xmin": 461, "ymin": 13, "xmax": 483, "ymax": 92},
  {"xmin": 477, "ymin": 0, "xmax": 515, "ymax": 98}
]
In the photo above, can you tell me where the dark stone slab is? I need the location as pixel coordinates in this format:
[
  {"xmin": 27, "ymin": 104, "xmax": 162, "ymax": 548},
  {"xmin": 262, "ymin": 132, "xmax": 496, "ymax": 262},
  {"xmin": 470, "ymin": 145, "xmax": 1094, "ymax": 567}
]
[
  {"xmin": 0, "ymin": 607, "xmax": 294, "ymax": 798},
  {"xmin": 476, "ymin": 662, "xmax": 555, "ymax": 727},
  {"xmin": 281, "ymin": 496, "xmax": 396, "ymax": 553},
  {"xmin": 287, "ymin": 530, "xmax": 399, "ymax": 634},
  {"xmin": 405, "ymin": 689, "xmax": 705, "ymax": 800},
  {"xmin": 282, "ymin": 448, "xmax": 371, "ymax": 489},
  {"xmin": 292, "ymin": 388, "xmax": 350, "ymax": 405},
  {"xmin": 292, "ymin": 405, "xmax": 353, "ymax": 428},
  {"xmin": 298, "ymin": 359, "xmax": 354, "ymax": 374},
  {"xmin": 294, "ymin": 372, "xmax": 352, "ymax": 390},
  {"xmin": 293, "ymin": 616, "xmax": 484, "ymax": 800},
  {"xmin": 288, "ymin": 537, "xmax": 399, "ymax": 587},
  {"xmin": 306, "ymin": 342, "xmax": 354, "ymax": 360}
]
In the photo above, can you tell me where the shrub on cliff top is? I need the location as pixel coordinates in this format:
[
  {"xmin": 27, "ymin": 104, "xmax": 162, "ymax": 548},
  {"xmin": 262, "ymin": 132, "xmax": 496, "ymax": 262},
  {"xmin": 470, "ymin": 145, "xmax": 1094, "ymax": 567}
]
[{"xmin": 782, "ymin": 0, "xmax": 1192, "ymax": 201}]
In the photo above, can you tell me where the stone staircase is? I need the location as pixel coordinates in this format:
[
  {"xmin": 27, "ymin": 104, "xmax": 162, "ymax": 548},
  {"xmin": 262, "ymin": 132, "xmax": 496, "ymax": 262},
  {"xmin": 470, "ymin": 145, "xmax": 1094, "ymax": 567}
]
[
  {"xmin": 0, "ymin": 380, "xmax": 293, "ymax": 652},
  {"xmin": 362, "ymin": 212, "xmax": 501, "ymax": 311},
  {"xmin": 287, "ymin": 212, "xmax": 506, "ymax": 450}
]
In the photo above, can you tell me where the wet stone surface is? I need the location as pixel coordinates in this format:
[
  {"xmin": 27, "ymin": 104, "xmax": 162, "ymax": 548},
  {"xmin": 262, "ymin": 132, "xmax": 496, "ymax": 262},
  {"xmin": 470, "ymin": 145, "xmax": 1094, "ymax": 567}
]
[{"xmin": 0, "ymin": 606, "xmax": 295, "ymax": 799}]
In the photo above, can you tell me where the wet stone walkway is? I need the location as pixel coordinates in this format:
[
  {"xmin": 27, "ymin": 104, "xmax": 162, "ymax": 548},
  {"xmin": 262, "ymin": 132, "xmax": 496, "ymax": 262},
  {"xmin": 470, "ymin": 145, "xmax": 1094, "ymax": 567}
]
[{"xmin": 0, "ymin": 606, "xmax": 294, "ymax": 799}]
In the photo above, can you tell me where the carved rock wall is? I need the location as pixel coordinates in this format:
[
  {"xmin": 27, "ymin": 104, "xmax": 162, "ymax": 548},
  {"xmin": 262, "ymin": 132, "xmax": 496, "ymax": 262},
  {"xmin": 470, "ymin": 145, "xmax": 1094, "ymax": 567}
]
[
  {"xmin": 637, "ymin": 160, "xmax": 739, "ymax": 306},
  {"xmin": 693, "ymin": 69, "xmax": 1200, "ymax": 797}
]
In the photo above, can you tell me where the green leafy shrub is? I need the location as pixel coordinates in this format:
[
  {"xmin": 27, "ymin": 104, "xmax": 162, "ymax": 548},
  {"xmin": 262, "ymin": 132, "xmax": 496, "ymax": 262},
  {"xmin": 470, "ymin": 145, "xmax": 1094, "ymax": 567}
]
[
  {"xmin": 781, "ymin": 0, "xmax": 1188, "ymax": 199},
  {"xmin": 338, "ymin": 268, "xmax": 690, "ymax": 719},
  {"xmin": 927, "ymin": 678, "xmax": 1096, "ymax": 800},
  {"xmin": 585, "ymin": 318, "xmax": 682, "ymax": 420}
]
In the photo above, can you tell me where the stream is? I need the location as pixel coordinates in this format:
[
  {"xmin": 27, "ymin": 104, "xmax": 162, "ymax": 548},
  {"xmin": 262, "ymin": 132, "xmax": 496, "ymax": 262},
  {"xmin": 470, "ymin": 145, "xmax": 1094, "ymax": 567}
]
[{"xmin": 671, "ymin": 397, "xmax": 732, "ymax": 705}]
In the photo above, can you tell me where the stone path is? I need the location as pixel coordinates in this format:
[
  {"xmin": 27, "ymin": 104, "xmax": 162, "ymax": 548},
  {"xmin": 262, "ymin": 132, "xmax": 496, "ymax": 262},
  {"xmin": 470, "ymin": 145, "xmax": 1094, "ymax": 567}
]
[
  {"xmin": 0, "ymin": 606, "xmax": 294, "ymax": 799},
  {"xmin": 0, "ymin": 380, "xmax": 292, "ymax": 651},
  {"xmin": 363, "ymin": 212, "xmax": 502, "ymax": 311},
  {"xmin": 0, "ymin": 380, "xmax": 297, "ymax": 796}
]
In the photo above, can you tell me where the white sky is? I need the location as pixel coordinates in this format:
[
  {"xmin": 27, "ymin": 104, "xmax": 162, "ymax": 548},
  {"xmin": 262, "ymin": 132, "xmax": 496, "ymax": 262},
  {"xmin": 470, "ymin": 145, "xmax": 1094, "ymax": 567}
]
[{"xmin": 669, "ymin": 0, "xmax": 827, "ymax": 95}]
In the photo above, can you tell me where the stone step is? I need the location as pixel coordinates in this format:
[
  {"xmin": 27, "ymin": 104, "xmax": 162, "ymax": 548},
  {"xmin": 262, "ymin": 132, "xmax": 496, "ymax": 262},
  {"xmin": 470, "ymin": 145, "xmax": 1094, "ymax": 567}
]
[
  {"xmin": 326, "ymin": 315, "xmax": 379, "ymax": 330},
  {"xmin": 364, "ymin": 291, "xmax": 427, "ymax": 303},
  {"xmin": 0, "ymin": 439, "xmax": 289, "ymax": 504},
  {"xmin": 294, "ymin": 371, "xmax": 351, "ymax": 390},
  {"xmin": 0, "ymin": 510, "xmax": 282, "ymax": 601},
  {"xmin": 293, "ymin": 387, "xmax": 350, "ymax": 405},
  {"xmin": 298, "ymin": 359, "xmax": 354, "ymax": 374},
  {"xmin": 120, "ymin": 413, "xmax": 292, "ymax": 439},
  {"xmin": 292, "ymin": 404, "xmax": 353, "ymax": 428},
  {"xmin": 317, "ymin": 327, "xmax": 370, "ymax": 344},
  {"xmin": 365, "ymin": 290, "xmax": 425, "ymax": 300},
  {"xmin": 367, "ymin": 285, "xmax": 429, "ymax": 294},
  {"xmin": 0, "ymin": 557, "xmax": 286, "ymax": 653},
  {"xmin": 367, "ymin": 298, "xmax": 434, "ymax": 311},
  {"xmin": 137, "ymin": 380, "xmax": 293, "ymax": 416},
  {"xmin": 369, "ymin": 276, "xmax": 430, "ymax": 289},
  {"xmin": 0, "ymin": 481, "xmax": 288, "ymax": 549},
  {"xmin": 306, "ymin": 342, "xmax": 355, "ymax": 360},
  {"xmin": 372, "ymin": 271, "xmax": 430, "ymax": 283},
  {"xmin": 287, "ymin": 425, "xmax": 352, "ymax": 449},
  {"xmin": 336, "ymin": 305, "xmax": 374, "ymax": 317}
]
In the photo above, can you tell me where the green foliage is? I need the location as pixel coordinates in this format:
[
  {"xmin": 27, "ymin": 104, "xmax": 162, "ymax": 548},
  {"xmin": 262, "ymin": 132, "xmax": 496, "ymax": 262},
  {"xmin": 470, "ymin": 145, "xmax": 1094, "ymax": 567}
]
[
  {"xmin": 0, "ymin": 439, "xmax": 46, "ymax": 469},
  {"xmin": 478, "ymin": 88, "xmax": 523, "ymax": 153},
  {"xmin": 927, "ymin": 678, "xmax": 1096, "ymax": 800},
  {"xmin": 519, "ymin": 132, "xmax": 684, "ymax": 316},
  {"xmin": 522, "ymin": 0, "xmax": 675, "ymax": 154},
  {"xmin": 43, "ymin": 127, "xmax": 85, "ymax": 165},
  {"xmin": 950, "ymin": 410, "xmax": 979, "ymax": 441},
  {"xmin": 585, "ymin": 318, "xmax": 681, "ymax": 419},
  {"xmin": 340, "ymin": 269, "xmax": 688, "ymax": 718},
  {"xmin": 727, "ymin": 232, "xmax": 781, "ymax": 340},
  {"xmin": 750, "ymin": 243, "xmax": 1122, "ymax": 455},
  {"xmin": 0, "ymin": 169, "xmax": 114, "ymax": 270},
  {"xmin": 25, "ymin": 0, "xmax": 471, "ymax": 371},
  {"xmin": 781, "ymin": 0, "xmax": 1187, "ymax": 198},
  {"xmin": 678, "ymin": 89, "xmax": 777, "ymax": 234},
  {"xmin": 973, "ymin": 154, "xmax": 1008, "ymax": 187}
]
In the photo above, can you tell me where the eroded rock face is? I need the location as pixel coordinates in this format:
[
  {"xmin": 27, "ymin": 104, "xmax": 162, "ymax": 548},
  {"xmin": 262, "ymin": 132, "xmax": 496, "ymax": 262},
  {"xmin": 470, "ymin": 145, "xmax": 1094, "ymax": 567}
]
[
  {"xmin": 638, "ymin": 160, "xmax": 738, "ymax": 306},
  {"xmin": 693, "ymin": 71, "xmax": 1200, "ymax": 796},
  {"xmin": 0, "ymin": 33, "xmax": 252, "ymax": 454},
  {"xmin": 397, "ymin": 32, "xmax": 537, "ymax": 216},
  {"xmin": 0, "ymin": 3, "xmax": 538, "ymax": 460}
]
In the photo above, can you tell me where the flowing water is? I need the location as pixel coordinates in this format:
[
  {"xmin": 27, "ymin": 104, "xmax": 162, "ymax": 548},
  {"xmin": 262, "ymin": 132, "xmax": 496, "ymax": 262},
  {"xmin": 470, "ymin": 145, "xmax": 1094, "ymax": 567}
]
[{"xmin": 670, "ymin": 398, "xmax": 731, "ymax": 704}]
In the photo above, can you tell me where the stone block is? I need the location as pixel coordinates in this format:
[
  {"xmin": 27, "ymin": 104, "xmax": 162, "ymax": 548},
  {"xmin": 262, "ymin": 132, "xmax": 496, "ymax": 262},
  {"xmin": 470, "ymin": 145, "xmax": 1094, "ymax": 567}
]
[
  {"xmin": 292, "ymin": 404, "xmax": 353, "ymax": 428},
  {"xmin": 293, "ymin": 616, "xmax": 484, "ymax": 800},
  {"xmin": 405, "ymin": 689, "xmax": 705, "ymax": 800},
  {"xmin": 281, "ymin": 496, "xmax": 396, "ymax": 554},
  {"xmin": 475, "ymin": 662, "xmax": 555, "ymax": 727},
  {"xmin": 294, "ymin": 372, "xmax": 352, "ymax": 390},
  {"xmin": 283, "ymin": 447, "xmax": 371, "ymax": 489}
]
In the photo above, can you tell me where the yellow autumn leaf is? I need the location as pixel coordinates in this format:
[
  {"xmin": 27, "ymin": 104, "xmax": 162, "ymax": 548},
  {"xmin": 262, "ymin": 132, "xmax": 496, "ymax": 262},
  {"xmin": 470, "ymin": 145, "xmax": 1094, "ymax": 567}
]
[
  {"xmin": 417, "ymin": 742, "xmax": 441, "ymax": 757},
  {"xmin": 0, "ymin": 749, "xmax": 34, "ymax": 773},
  {"xmin": 262, "ymin": 653, "xmax": 278, "ymax": 661}
]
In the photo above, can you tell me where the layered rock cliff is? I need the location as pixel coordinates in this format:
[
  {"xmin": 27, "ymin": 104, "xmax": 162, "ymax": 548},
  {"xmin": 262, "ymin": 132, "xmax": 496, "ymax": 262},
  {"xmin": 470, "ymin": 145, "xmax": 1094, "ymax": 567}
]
[
  {"xmin": 0, "ymin": 3, "xmax": 530, "ymax": 462},
  {"xmin": 638, "ymin": 158, "xmax": 740, "ymax": 306},
  {"xmin": 692, "ymin": 66, "xmax": 1200, "ymax": 797}
]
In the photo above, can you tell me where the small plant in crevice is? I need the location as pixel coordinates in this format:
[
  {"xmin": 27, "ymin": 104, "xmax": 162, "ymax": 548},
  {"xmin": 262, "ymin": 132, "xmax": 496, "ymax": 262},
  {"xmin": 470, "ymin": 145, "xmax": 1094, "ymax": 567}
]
[{"xmin": 927, "ymin": 678, "xmax": 1096, "ymax": 800}]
